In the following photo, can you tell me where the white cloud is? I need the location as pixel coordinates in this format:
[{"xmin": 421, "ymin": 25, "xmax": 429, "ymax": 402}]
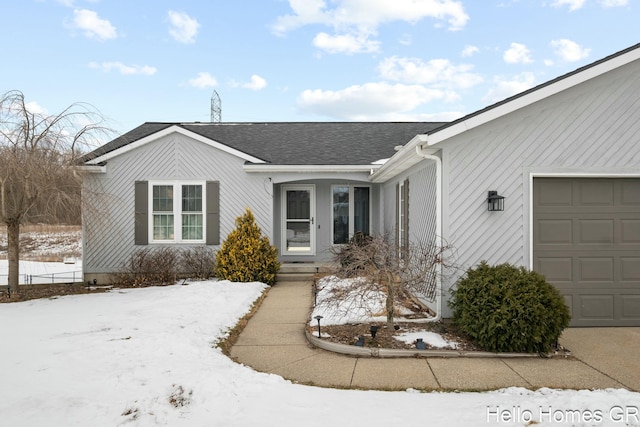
[
  {"xmin": 168, "ymin": 10, "xmax": 200, "ymax": 44},
  {"xmin": 25, "ymin": 101, "xmax": 48, "ymax": 115},
  {"xmin": 483, "ymin": 72, "xmax": 537, "ymax": 104},
  {"xmin": 503, "ymin": 42, "xmax": 533, "ymax": 64},
  {"xmin": 599, "ymin": 0, "xmax": 628, "ymax": 7},
  {"xmin": 378, "ymin": 56, "xmax": 483, "ymax": 89},
  {"xmin": 552, "ymin": 0, "xmax": 627, "ymax": 8},
  {"xmin": 243, "ymin": 75, "xmax": 267, "ymax": 91},
  {"xmin": 297, "ymin": 82, "xmax": 454, "ymax": 120},
  {"xmin": 188, "ymin": 72, "xmax": 218, "ymax": 89},
  {"xmin": 550, "ymin": 0, "xmax": 586, "ymax": 10},
  {"xmin": 68, "ymin": 9, "xmax": 117, "ymax": 40},
  {"xmin": 461, "ymin": 45, "xmax": 479, "ymax": 57},
  {"xmin": 273, "ymin": 0, "xmax": 469, "ymax": 54},
  {"xmin": 313, "ymin": 32, "xmax": 380, "ymax": 54},
  {"xmin": 551, "ymin": 39, "xmax": 590, "ymax": 62},
  {"xmin": 398, "ymin": 33, "xmax": 413, "ymax": 46},
  {"xmin": 89, "ymin": 61, "xmax": 157, "ymax": 75}
]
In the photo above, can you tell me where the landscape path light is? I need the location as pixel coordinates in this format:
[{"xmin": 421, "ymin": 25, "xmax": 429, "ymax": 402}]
[
  {"xmin": 314, "ymin": 315, "xmax": 323, "ymax": 338},
  {"xmin": 370, "ymin": 325, "xmax": 378, "ymax": 338}
]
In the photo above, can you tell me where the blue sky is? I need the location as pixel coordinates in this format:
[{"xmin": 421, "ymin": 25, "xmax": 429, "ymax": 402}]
[{"xmin": 2, "ymin": 0, "xmax": 637, "ymax": 136}]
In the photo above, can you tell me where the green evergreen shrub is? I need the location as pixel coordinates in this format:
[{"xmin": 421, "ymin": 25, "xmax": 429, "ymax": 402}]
[
  {"xmin": 215, "ymin": 208, "xmax": 280, "ymax": 286},
  {"xmin": 448, "ymin": 261, "xmax": 571, "ymax": 353}
]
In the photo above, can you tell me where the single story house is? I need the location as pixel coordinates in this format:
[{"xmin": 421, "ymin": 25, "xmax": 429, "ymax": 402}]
[{"xmin": 81, "ymin": 43, "xmax": 640, "ymax": 326}]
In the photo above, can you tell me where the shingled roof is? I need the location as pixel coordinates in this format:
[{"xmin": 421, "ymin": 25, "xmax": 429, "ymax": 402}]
[{"xmin": 82, "ymin": 122, "xmax": 446, "ymax": 166}]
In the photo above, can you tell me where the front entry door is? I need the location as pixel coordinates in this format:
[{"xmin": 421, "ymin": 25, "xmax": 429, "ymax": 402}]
[{"xmin": 282, "ymin": 185, "xmax": 315, "ymax": 255}]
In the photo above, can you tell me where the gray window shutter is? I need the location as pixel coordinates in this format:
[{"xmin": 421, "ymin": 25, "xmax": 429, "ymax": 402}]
[
  {"xmin": 206, "ymin": 181, "xmax": 220, "ymax": 245},
  {"xmin": 395, "ymin": 182, "xmax": 400, "ymax": 249},
  {"xmin": 134, "ymin": 181, "xmax": 148, "ymax": 245},
  {"xmin": 403, "ymin": 178, "xmax": 410, "ymax": 251}
]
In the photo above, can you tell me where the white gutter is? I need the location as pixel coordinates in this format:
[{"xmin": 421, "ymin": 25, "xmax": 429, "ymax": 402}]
[
  {"xmin": 415, "ymin": 144, "xmax": 442, "ymax": 322},
  {"xmin": 243, "ymin": 164, "xmax": 380, "ymax": 173}
]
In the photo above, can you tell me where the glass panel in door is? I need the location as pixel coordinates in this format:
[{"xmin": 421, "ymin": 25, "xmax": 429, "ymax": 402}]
[{"xmin": 284, "ymin": 187, "xmax": 314, "ymax": 253}]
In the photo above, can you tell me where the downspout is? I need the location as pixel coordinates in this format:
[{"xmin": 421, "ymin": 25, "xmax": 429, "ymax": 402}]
[{"xmin": 415, "ymin": 145, "xmax": 442, "ymax": 322}]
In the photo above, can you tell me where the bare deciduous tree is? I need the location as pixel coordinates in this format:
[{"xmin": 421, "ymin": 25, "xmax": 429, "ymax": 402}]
[
  {"xmin": 0, "ymin": 90, "xmax": 110, "ymax": 296},
  {"xmin": 325, "ymin": 233, "xmax": 454, "ymax": 328}
]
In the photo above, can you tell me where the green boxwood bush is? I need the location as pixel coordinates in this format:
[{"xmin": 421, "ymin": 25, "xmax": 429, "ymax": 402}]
[
  {"xmin": 448, "ymin": 261, "xmax": 570, "ymax": 353},
  {"xmin": 215, "ymin": 208, "xmax": 280, "ymax": 286}
]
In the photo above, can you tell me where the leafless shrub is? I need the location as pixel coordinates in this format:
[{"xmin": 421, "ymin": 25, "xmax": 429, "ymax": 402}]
[
  {"xmin": 112, "ymin": 247, "xmax": 180, "ymax": 287},
  {"xmin": 325, "ymin": 233, "xmax": 454, "ymax": 328},
  {"xmin": 180, "ymin": 246, "xmax": 216, "ymax": 280}
]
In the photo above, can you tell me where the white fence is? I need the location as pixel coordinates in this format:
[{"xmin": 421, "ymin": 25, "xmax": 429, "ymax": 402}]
[{"xmin": 0, "ymin": 260, "xmax": 83, "ymax": 285}]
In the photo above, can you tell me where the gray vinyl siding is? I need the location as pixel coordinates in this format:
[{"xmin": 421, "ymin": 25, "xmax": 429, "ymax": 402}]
[
  {"xmin": 82, "ymin": 132, "xmax": 272, "ymax": 276},
  {"xmin": 382, "ymin": 161, "xmax": 438, "ymax": 244},
  {"xmin": 381, "ymin": 160, "xmax": 439, "ymax": 311},
  {"xmin": 438, "ymin": 57, "xmax": 640, "ymax": 317}
]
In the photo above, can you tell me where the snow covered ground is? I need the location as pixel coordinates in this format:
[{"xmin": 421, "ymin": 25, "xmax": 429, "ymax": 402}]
[
  {"xmin": 1, "ymin": 262, "xmax": 639, "ymax": 426},
  {"xmin": 0, "ymin": 259, "xmax": 83, "ymax": 285}
]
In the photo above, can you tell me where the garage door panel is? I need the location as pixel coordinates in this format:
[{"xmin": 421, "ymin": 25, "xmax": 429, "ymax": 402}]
[
  {"xmin": 578, "ymin": 219, "xmax": 614, "ymax": 244},
  {"xmin": 620, "ymin": 220, "xmax": 640, "ymax": 243},
  {"xmin": 533, "ymin": 177, "xmax": 640, "ymax": 327},
  {"xmin": 579, "ymin": 180, "xmax": 614, "ymax": 205},
  {"xmin": 537, "ymin": 219, "xmax": 572, "ymax": 244},
  {"xmin": 578, "ymin": 257, "xmax": 614, "ymax": 282},
  {"xmin": 621, "ymin": 257, "xmax": 640, "ymax": 281},
  {"xmin": 621, "ymin": 181, "xmax": 640, "ymax": 205},
  {"xmin": 621, "ymin": 296, "xmax": 640, "ymax": 319},
  {"xmin": 580, "ymin": 294, "xmax": 615, "ymax": 320},
  {"xmin": 537, "ymin": 180, "xmax": 573, "ymax": 206},
  {"xmin": 563, "ymin": 295, "xmax": 574, "ymax": 320},
  {"xmin": 537, "ymin": 257, "xmax": 572, "ymax": 282}
]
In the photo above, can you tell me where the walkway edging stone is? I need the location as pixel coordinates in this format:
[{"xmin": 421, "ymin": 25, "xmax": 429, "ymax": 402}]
[{"xmin": 305, "ymin": 330, "xmax": 542, "ymax": 359}]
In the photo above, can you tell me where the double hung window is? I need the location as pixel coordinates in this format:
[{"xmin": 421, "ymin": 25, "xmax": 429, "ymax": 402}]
[{"xmin": 151, "ymin": 182, "xmax": 204, "ymax": 243}]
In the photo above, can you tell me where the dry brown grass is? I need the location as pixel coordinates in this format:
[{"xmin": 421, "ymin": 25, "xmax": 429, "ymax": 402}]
[{"xmin": 0, "ymin": 224, "xmax": 81, "ymax": 261}]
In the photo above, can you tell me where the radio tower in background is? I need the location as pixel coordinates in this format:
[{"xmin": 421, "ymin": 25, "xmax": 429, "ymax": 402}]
[{"xmin": 211, "ymin": 90, "xmax": 222, "ymax": 123}]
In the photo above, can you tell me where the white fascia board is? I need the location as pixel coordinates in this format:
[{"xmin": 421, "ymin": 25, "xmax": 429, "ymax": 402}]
[
  {"xmin": 85, "ymin": 125, "xmax": 267, "ymax": 165},
  {"xmin": 74, "ymin": 165, "xmax": 107, "ymax": 174},
  {"xmin": 427, "ymin": 48, "xmax": 640, "ymax": 146},
  {"xmin": 243, "ymin": 164, "xmax": 380, "ymax": 174},
  {"xmin": 370, "ymin": 134, "xmax": 429, "ymax": 183}
]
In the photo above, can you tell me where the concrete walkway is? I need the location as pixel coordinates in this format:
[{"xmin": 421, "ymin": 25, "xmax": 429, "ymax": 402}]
[{"xmin": 230, "ymin": 280, "xmax": 640, "ymax": 391}]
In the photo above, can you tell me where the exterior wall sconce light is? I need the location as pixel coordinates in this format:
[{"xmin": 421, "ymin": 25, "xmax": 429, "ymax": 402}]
[
  {"xmin": 370, "ymin": 325, "xmax": 378, "ymax": 338},
  {"xmin": 487, "ymin": 191, "xmax": 505, "ymax": 212},
  {"xmin": 314, "ymin": 315, "xmax": 323, "ymax": 338}
]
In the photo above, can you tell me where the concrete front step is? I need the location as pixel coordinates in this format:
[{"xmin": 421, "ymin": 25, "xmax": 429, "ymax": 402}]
[
  {"xmin": 276, "ymin": 273, "xmax": 315, "ymax": 282},
  {"xmin": 277, "ymin": 263, "xmax": 329, "ymax": 282}
]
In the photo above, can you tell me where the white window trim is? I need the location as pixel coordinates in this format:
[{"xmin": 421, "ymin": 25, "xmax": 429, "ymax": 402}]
[
  {"xmin": 331, "ymin": 184, "xmax": 372, "ymax": 245},
  {"xmin": 149, "ymin": 180, "xmax": 206, "ymax": 244}
]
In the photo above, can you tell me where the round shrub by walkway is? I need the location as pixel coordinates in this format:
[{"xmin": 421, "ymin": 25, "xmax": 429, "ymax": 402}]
[{"xmin": 449, "ymin": 262, "xmax": 571, "ymax": 353}]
